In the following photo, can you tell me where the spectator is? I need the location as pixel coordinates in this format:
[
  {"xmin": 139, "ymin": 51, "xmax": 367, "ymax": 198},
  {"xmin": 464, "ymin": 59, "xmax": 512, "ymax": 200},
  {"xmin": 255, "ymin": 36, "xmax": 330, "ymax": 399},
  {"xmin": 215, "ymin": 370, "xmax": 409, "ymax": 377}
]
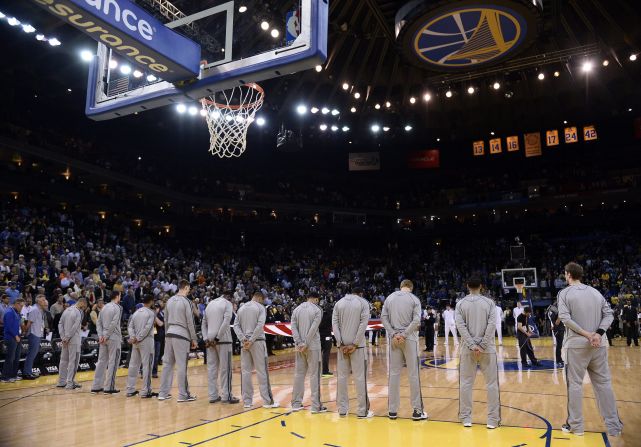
[
  {"xmin": 22, "ymin": 294, "xmax": 48, "ymax": 379},
  {"xmin": 2, "ymin": 297, "xmax": 25, "ymax": 382}
]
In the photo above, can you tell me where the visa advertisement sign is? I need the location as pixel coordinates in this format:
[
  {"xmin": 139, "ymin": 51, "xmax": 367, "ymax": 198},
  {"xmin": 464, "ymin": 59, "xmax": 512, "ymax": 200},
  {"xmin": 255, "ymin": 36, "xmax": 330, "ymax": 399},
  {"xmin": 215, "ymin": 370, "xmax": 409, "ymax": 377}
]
[{"xmin": 31, "ymin": 0, "xmax": 201, "ymax": 81}]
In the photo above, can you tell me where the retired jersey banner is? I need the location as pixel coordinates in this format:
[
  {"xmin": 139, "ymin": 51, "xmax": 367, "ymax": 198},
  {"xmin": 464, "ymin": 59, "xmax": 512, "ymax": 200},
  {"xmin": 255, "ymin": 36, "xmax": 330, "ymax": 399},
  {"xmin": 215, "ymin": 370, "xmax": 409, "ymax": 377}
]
[
  {"xmin": 564, "ymin": 127, "xmax": 578, "ymax": 143},
  {"xmin": 407, "ymin": 150, "xmax": 440, "ymax": 169},
  {"xmin": 489, "ymin": 138, "xmax": 502, "ymax": 154},
  {"xmin": 473, "ymin": 140, "xmax": 485, "ymax": 156},
  {"xmin": 507, "ymin": 136, "xmax": 519, "ymax": 152},
  {"xmin": 348, "ymin": 152, "xmax": 380, "ymax": 171},
  {"xmin": 583, "ymin": 125, "xmax": 598, "ymax": 141},
  {"xmin": 546, "ymin": 130, "xmax": 559, "ymax": 146},
  {"xmin": 524, "ymin": 132, "xmax": 542, "ymax": 157}
]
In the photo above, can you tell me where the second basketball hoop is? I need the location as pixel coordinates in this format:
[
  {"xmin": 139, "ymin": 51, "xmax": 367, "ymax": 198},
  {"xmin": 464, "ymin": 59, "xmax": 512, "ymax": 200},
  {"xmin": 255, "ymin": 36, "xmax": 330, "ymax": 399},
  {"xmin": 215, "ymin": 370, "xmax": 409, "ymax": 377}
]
[{"xmin": 201, "ymin": 83, "xmax": 264, "ymax": 158}]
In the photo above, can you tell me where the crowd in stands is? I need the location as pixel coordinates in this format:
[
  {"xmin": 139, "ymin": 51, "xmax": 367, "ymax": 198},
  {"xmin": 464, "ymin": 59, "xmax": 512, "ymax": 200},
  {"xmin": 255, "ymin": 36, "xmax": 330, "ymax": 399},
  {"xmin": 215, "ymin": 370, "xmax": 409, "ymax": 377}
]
[{"xmin": 1, "ymin": 205, "xmax": 639, "ymax": 351}]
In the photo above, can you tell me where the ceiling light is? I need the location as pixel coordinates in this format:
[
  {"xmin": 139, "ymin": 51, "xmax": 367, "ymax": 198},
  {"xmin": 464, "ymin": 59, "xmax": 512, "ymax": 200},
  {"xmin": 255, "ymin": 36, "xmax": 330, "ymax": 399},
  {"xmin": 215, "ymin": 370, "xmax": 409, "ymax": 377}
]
[
  {"xmin": 296, "ymin": 104, "xmax": 307, "ymax": 115},
  {"xmin": 628, "ymin": 108, "xmax": 632, "ymax": 112},
  {"xmin": 350, "ymin": 107, "xmax": 356, "ymax": 113},
  {"xmin": 581, "ymin": 61, "xmax": 593, "ymax": 72},
  {"xmin": 331, "ymin": 125, "xmax": 338, "ymax": 132},
  {"xmin": 371, "ymin": 124, "xmax": 380, "ymax": 133},
  {"xmin": 120, "ymin": 65, "xmax": 132, "ymax": 75},
  {"xmin": 260, "ymin": 21, "xmax": 269, "ymax": 31},
  {"xmin": 409, "ymin": 97, "xmax": 416, "ymax": 104},
  {"xmin": 467, "ymin": 86, "xmax": 475, "ymax": 94},
  {"xmin": 630, "ymin": 54, "xmax": 638, "ymax": 62},
  {"xmin": 133, "ymin": 70, "xmax": 143, "ymax": 78},
  {"xmin": 7, "ymin": 17, "xmax": 20, "ymax": 26},
  {"xmin": 80, "ymin": 50, "xmax": 93, "ymax": 62},
  {"xmin": 445, "ymin": 90, "xmax": 452, "ymax": 98},
  {"xmin": 238, "ymin": 5, "xmax": 247, "ymax": 13},
  {"xmin": 563, "ymin": 120, "xmax": 568, "ymax": 124},
  {"xmin": 319, "ymin": 124, "xmax": 327, "ymax": 131},
  {"xmin": 602, "ymin": 59, "xmax": 609, "ymax": 66},
  {"xmin": 493, "ymin": 82, "xmax": 500, "ymax": 90},
  {"xmin": 331, "ymin": 109, "xmax": 339, "ymax": 116},
  {"xmin": 537, "ymin": 72, "xmax": 545, "ymax": 80},
  {"xmin": 22, "ymin": 24, "xmax": 36, "ymax": 33},
  {"xmin": 383, "ymin": 126, "xmax": 390, "ymax": 132},
  {"xmin": 256, "ymin": 117, "xmax": 266, "ymax": 126},
  {"xmin": 554, "ymin": 71, "xmax": 560, "ymax": 77},
  {"xmin": 67, "ymin": 88, "xmax": 72, "ymax": 92},
  {"xmin": 342, "ymin": 83, "xmax": 349, "ymax": 90},
  {"xmin": 315, "ymin": 65, "xmax": 322, "ymax": 72},
  {"xmin": 375, "ymin": 103, "xmax": 381, "ymax": 109},
  {"xmin": 35, "ymin": 34, "xmax": 45, "ymax": 41},
  {"xmin": 404, "ymin": 125, "xmax": 412, "ymax": 131},
  {"xmin": 490, "ymin": 131, "xmax": 495, "ymax": 136},
  {"xmin": 109, "ymin": 59, "xmax": 118, "ymax": 69},
  {"xmin": 176, "ymin": 104, "xmax": 186, "ymax": 114},
  {"xmin": 188, "ymin": 106, "xmax": 198, "ymax": 116},
  {"xmin": 436, "ymin": 138, "xmax": 440, "ymax": 142},
  {"xmin": 270, "ymin": 29, "xmax": 280, "ymax": 38},
  {"xmin": 321, "ymin": 107, "xmax": 329, "ymax": 115},
  {"xmin": 423, "ymin": 93, "xmax": 431, "ymax": 102},
  {"xmin": 48, "ymin": 38, "xmax": 61, "ymax": 46},
  {"xmin": 354, "ymin": 92, "xmax": 361, "ymax": 99},
  {"xmin": 146, "ymin": 74, "xmax": 157, "ymax": 82},
  {"xmin": 385, "ymin": 101, "xmax": 391, "ymax": 108},
  {"xmin": 310, "ymin": 107, "xmax": 319, "ymax": 114},
  {"xmin": 0, "ymin": 12, "xmax": 5, "ymax": 19},
  {"xmin": 342, "ymin": 126, "xmax": 349, "ymax": 132}
]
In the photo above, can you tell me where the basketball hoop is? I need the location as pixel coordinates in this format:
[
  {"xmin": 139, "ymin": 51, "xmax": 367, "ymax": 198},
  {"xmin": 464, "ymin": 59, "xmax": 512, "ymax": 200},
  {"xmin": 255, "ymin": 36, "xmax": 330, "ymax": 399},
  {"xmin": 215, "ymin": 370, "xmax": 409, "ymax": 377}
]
[{"xmin": 200, "ymin": 83, "xmax": 264, "ymax": 158}]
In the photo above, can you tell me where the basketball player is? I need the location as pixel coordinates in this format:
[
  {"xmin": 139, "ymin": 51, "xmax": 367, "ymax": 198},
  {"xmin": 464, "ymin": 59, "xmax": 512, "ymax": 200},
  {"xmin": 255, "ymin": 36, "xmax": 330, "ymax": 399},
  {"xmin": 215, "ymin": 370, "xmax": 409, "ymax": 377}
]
[
  {"xmin": 381, "ymin": 279, "xmax": 427, "ymax": 421},
  {"xmin": 91, "ymin": 291, "xmax": 123, "ymax": 394},
  {"xmin": 455, "ymin": 277, "xmax": 500, "ymax": 429},
  {"xmin": 202, "ymin": 291, "xmax": 239, "ymax": 404},
  {"xmin": 158, "ymin": 280, "xmax": 198, "ymax": 402},
  {"xmin": 558, "ymin": 262, "xmax": 623, "ymax": 437},
  {"xmin": 125, "ymin": 295, "xmax": 156, "ymax": 398},
  {"xmin": 234, "ymin": 291, "xmax": 278, "ymax": 409},
  {"xmin": 443, "ymin": 304, "xmax": 458, "ymax": 345},
  {"xmin": 332, "ymin": 286, "xmax": 372, "ymax": 419},
  {"xmin": 57, "ymin": 298, "xmax": 87, "ymax": 390},
  {"xmin": 290, "ymin": 293, "xmax": 326, "ymax": 413},
  {"xmin": 495, "ymin": 303, "xmax": 503, "ymax": 346}
]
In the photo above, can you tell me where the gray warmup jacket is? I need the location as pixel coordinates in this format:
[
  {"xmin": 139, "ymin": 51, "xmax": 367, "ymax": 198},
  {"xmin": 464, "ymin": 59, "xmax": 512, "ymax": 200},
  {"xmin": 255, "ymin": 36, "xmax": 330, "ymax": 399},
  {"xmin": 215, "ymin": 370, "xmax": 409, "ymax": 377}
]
[
  {"xmin": 381, "ymin": 291, "xmax": 422, "ymax": 341},
  {"xmin": 59, "ymin": 306, "xmax": 83, "ymax": 345},
  {"xmin": 234, "ymin": 300, "xmax": 266, "ymax": 342},
  {"xmin": 165, "ymin": 294, "xmax": 198, "ymax": 342},
  {"xmin": 127, "ymin": 307, "xmax": 155, "ymax": 343},
  {"xmin": 97, "ymin": 301, "xmax": 122, "ymax": 342},
  {"xmin": 291, "ymin": 302, "xmax": 322, "ymax": 350},
  {"xmin": 558, "ymin": 284, "xmax": 614, "ymax": 348},
  {"xmin": 202, "ymin": 297, "xmax": 233, "ymax": 343},
  {"xmin": 332, "ymin": 294, "xmax": 369, "ymax": 347},
  {"xmin": 455, "ymin": 294, "xmax": 497, "ymax": 353}
]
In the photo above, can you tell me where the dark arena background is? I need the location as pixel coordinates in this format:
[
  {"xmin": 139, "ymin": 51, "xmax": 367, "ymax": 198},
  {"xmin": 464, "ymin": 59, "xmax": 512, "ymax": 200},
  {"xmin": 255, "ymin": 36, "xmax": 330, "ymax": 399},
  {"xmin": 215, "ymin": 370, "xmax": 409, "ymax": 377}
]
[{"xmin": 0, "ymin": 1, "xmax": 640, "ymax": 446}]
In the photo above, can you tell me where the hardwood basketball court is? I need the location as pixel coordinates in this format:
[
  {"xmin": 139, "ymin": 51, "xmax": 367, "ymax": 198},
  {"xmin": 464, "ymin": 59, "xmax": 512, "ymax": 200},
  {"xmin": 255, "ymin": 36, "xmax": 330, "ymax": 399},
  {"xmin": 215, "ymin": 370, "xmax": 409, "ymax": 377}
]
[{"xmin": 1, "ymin": 337, "xmax": 638, "ymax": 447}]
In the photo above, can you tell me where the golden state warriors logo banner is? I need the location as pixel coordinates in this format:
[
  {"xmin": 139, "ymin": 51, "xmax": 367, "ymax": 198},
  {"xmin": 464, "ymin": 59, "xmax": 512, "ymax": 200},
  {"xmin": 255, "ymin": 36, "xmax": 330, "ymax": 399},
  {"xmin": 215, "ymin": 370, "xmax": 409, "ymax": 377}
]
[{"xmin": 396, "ymin": 1, "xmax": 540, "ymax": 71}]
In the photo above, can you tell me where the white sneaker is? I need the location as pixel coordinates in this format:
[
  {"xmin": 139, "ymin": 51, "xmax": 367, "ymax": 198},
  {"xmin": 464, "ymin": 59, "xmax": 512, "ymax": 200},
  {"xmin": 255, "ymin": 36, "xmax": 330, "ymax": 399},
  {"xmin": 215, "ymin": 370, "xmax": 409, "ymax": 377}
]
[
  {"xmin": 487, "ymin": 424, "xmax": 497, "ymax": 429},
  {"xmin": 561, "ymin": 424, "xmax": 584, "ymax": 436},
  {"xmin": 290, "ymin": 406, "xmax": 304, "ymax": 412},
  {"xmin": 358, "ymin": 410, "xmax": 374, "ymax": 419},
  {"xmin": 243, "ymin": 403, "xmax": 253, "ymax": 409},
  {"xmin": 263, "ymin": 402, "xmax": 280, "ymax": 409},
  {"xmin": 177, "ymin": 395, "xmax": 197, "ymax": 403},
  {"xmin": 463, "ymin": 422, "xmax": 472, "ymax": 427},
  {"xmin": 157, "ymin": 394, "xmax": 172, "ymax": 401}
]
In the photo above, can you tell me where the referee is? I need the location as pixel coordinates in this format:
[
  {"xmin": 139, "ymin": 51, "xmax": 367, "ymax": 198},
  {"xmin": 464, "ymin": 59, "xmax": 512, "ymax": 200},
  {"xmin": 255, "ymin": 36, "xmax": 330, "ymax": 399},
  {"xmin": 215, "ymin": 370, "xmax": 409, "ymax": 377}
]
[{"xmin": 558, "ymin": 262, "xmax": 623, "ymax": 437}]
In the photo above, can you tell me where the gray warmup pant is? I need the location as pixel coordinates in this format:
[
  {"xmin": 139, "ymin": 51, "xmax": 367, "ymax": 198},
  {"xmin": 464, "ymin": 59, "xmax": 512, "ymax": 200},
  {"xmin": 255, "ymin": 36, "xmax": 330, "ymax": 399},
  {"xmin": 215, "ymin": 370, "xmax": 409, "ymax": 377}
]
[
  {"xmin": 57, "ymin": 343, "xmax": 81, "ymax": 388},
  {"xmin": 207, "ymin": 343, "xmax": 233, "ymax": 400},
  {"xmin": 458, "ymin": 350, "xmax": 501, "ymax": 426},
  {"xmin": 126, "ymin": 339, "xmax": 154, "ymax": 395},
  {"xmin": 336, "ymin": 347, "xmax": 369, "ymax": 416},
  {"xmin": 291, "ymin": 349, "xmax": 322, "ymax": 411},
  {"xmin": 92, "ymin": 338, "xmax": 122, "ymax": 391},
  {"xmin": 388, "ymin": 338, "xmax": 423, "ymax": 413},
  {"xmin": 240, "ymin": 341, "xmax": 274, "ymax": 406},
  {"xmin": 159, "ymin": 336, "xmax": 192, "ymax": 399},
  {"xmin": 563, "ymin": 347, "xmax": 623, "ymax": 434}
]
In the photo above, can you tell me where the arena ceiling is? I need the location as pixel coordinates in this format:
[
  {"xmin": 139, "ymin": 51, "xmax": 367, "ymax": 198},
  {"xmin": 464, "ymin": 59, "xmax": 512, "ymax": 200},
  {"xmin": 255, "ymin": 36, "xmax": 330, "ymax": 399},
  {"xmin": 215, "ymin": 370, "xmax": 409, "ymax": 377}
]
[{"xmin": 2, "ymin": 0, "xmax": 640, "ymax": 147}]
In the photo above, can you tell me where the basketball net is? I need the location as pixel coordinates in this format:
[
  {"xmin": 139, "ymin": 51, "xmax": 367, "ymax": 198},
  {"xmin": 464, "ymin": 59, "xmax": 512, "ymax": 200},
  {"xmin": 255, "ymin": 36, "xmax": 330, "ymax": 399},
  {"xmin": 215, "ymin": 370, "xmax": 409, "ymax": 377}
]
[{"xmin": 201, "ymin": 83, "xmax": 264, "ymax": 158}]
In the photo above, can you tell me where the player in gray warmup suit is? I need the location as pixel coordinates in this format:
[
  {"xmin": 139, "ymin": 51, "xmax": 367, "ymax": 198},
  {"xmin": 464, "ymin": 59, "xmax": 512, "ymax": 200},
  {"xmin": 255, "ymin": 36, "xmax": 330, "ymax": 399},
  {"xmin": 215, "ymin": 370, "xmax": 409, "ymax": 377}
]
[
  {"xmin": 126, "ymin": 295, "xmax": 156, "ymax": 398},
  {"xmin": 202, "ymin": 291, "xmax": 239, "ymax": 404},
  {"xmin": 454, "ymin": 277, "xmax": 500, "ymax": 429},
  {"xmin": 234, "ymin": 291, "xmax": 279, "ymax": 409},
  {"xmin": 290, "ymin": 293, "xmax": 327, "ymax": 413},
  {"xmin": 91, "ymin": 291, "xmax": 123, "ymax": 394},
  {"xmin": 158, "ymin": 280, "xmax": 198, "ymax": 402},
  {"xmin": 558, "ymin": 262, "xmax": 623, "ymax": 437},
  {"xmin": 57, "ymin": 298, "xmax": 88, "ymax": 390},
  {"xmin": 332, "ymin": 286, "xmax": 372, "ymax": 419},
  {"xmin": 382, "ymin": 279, "xmax": 427, "ymax": 421}
]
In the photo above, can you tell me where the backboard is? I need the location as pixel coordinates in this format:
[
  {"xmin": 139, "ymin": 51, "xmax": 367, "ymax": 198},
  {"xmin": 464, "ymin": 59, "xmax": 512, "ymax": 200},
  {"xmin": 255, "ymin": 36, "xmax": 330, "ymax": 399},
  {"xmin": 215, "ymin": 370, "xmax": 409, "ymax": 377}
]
[
  {"xmin": 501, "ymin": 268, "xmax": 537, "ymax": 289},
  {"xmin": 86, "ymin": 0, "xmax": 327, "ymax": 120}
]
